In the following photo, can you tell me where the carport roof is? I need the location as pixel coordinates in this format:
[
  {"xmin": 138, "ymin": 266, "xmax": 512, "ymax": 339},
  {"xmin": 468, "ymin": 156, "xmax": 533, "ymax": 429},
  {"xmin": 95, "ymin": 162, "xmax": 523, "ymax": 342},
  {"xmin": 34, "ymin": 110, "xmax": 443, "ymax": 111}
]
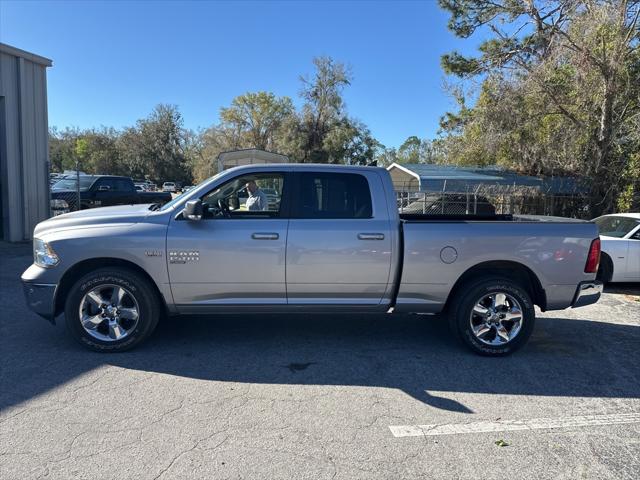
[{"xmin": 387, "ymin": 163, "xmax": 586, "ymax": 194}]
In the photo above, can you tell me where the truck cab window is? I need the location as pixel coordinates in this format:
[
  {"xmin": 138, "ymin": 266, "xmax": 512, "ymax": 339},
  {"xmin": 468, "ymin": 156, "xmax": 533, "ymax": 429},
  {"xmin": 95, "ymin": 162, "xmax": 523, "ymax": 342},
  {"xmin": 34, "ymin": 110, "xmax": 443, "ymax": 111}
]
[
  {"xmin": 294, "ymin": 172, "xmax": 372, "ymax": 219},
  {"xmin": 113, "ymin": 179, "xmax": 134, "ymax": 192},
  {"xmin": 201, "ymin": 173, "xmax": 285, "ymax": 219}
]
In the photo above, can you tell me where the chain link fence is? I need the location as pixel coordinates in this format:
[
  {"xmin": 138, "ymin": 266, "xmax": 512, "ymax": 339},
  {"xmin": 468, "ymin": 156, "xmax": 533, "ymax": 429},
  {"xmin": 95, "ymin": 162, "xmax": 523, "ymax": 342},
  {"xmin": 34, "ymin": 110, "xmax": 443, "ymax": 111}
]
[
  {"xmin": 49, "ymin": 172, "xmax": 84, "ymax": 216},
  {"xmin": 394, "ymin": 183, "xmax": 595, "ymax": 219}
]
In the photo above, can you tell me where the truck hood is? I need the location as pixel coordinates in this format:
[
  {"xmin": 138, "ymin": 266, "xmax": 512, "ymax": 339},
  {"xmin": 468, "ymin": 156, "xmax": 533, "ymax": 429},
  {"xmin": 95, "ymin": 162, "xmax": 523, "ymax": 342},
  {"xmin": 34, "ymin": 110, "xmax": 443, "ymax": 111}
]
[{"xmin": 34, "ymin": 204, "xmax": 153, "ymax": 237}]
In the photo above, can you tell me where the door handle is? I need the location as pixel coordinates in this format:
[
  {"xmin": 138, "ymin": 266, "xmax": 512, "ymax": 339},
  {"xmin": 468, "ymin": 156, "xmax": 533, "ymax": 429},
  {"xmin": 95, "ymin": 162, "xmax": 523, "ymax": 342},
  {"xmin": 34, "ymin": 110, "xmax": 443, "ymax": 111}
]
[
  {"xmin": 358, "ymin": 233, "xmax": 385, "ymax": 240},
  {"xmin": 251, "ymin": 232, "xmax": 279, "ymax": 240}
]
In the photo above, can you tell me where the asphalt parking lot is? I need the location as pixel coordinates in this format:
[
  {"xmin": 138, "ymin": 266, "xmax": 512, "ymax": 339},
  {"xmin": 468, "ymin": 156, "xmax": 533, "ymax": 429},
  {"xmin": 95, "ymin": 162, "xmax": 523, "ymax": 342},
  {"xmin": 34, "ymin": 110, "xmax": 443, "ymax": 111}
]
[{"xmin": 1, "ymin": 242, "xmax": 639, "ymax": 480}]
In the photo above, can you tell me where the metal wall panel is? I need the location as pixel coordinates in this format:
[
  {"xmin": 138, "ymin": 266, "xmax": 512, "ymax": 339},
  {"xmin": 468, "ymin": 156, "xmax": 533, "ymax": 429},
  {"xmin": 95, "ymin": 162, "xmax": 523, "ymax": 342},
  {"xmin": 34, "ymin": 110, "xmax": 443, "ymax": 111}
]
[{"xmin": 0, "ymin": 47, "xmax": 51, "ymax": 241}]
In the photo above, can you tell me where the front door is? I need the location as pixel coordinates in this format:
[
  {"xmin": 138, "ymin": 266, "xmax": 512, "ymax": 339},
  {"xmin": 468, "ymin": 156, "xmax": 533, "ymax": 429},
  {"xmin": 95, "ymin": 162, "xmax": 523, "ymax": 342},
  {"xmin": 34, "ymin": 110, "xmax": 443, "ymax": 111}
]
[
  {"xmin": 167, "ymin": 171, "xmax": 289, "ymax": 309},
  {"xmin": 286, "ymin": 170, "xmax": 393, "ymax": 305},
  {"xmin": 625, "ymin": 227, "xmax": 640, "ymax": 280}
]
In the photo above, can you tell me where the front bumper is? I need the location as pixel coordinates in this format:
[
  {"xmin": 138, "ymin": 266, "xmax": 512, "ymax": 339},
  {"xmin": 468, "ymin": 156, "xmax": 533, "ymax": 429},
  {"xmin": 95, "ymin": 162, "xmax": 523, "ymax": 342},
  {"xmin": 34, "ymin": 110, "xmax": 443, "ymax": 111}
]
[
  {"xmin": 571, "ymin": 281, "xmax": 603, "ymax": 308},
  {"xmin": 22, "ymin": 282, "xmax": 57, "ymax": 323}
]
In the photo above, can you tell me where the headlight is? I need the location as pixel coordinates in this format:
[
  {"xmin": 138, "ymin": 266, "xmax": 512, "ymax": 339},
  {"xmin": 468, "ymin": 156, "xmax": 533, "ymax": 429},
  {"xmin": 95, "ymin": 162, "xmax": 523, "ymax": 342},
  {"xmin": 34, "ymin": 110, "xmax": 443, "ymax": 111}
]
[
  {"xmin": 34, "ymin": 238, "xmax": 60, "ymax": 268},
  {"xmin": 51, "ymin": 199, "xmax": 69, "ymax": 209}
]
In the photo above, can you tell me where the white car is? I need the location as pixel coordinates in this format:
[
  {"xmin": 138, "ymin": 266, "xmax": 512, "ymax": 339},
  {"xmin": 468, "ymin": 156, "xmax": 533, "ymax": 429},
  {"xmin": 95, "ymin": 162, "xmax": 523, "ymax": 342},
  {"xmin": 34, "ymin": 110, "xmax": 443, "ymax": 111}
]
[
  {"xmin": 593, "ymin": 213, "xmax": 640, "ymax": 283},
  {"xmin": 163, "ymin": 182, "xmax": 177, "ymax": 193}
]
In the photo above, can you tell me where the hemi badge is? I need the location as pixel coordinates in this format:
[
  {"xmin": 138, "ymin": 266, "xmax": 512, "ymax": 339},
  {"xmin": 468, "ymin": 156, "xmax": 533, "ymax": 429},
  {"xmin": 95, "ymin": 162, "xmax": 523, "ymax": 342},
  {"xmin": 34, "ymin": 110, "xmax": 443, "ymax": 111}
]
[{"xmin": 169, "ymin": 250, "xmax": 200, "ymax": 264}]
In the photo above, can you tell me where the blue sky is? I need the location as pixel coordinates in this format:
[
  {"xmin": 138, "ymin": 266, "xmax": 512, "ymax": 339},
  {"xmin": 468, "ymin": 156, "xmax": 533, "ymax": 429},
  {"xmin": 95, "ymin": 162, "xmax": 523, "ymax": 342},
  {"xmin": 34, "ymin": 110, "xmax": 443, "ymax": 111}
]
[{"xmin": 1, "ymin": 0, "xmax": 483, "ymax": 148}]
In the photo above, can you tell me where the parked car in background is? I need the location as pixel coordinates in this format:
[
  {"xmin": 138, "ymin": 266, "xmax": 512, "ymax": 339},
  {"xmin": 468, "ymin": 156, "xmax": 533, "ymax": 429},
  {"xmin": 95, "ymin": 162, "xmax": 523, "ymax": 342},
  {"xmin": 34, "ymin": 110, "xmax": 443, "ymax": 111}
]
[
  {"xmin": 261, "ymin": 187, "xmax": 280, "ymax": 209},
  {"xmin": 134, "ymin": 184, "xmax": 146, "ymax": 192},
  {"xmin": 593, "ymin": 213, "xmax": 640, "ymax": 283},
  {"xmin": 50, "ymin": 175, "xmax": 172, "ymax": 215},
  {"xmin": 25, "ymin": 164, "xmax": 602, "ymax": 356},
  {"xmin": 163, "ymin": 182, "xmax": 177, "ymax": 193}
]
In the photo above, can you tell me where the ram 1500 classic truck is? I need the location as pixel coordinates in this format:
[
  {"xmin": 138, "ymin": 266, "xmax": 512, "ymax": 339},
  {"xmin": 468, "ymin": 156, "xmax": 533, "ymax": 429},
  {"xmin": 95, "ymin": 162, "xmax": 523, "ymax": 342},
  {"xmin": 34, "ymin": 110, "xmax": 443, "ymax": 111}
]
[
  {"xmin": 50, "ymin": 175, "xmax": 172, "ymax": 214},
  {"xmin": 22, "ymin": 164, "xmax": 603, "ymax": 355}
]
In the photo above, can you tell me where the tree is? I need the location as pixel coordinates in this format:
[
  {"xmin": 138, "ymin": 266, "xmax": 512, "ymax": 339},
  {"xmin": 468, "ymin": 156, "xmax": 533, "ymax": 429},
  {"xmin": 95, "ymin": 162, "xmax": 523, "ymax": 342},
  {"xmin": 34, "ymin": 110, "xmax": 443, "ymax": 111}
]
[
  {"xmin": 49, "ymin": 127, "xmax": 80, "ymax": 172},
  {"xmin": 49, "ymin": 127, "xmax": 121, "ymax": 175},
  {"xmin": 219, "ymin": 91, "xmax": 295, "ymax": 151},
  {"xmin": 397, "ymin": 136, "xmax": 422, "ymax": 163},
  {"xmin": 117, "ymin": 104, "xmax": 192, "ymax": 183},
  {"xmin": 439, "ymin": 0, "xmax": 640, "ymax": 214},
  {"xmin": 323, "ymin": 118, "xmax": 380, "ymax": 165},
  {"xmin": 299, "ymin": 56, "xmax": 352, "ymax": 162}
]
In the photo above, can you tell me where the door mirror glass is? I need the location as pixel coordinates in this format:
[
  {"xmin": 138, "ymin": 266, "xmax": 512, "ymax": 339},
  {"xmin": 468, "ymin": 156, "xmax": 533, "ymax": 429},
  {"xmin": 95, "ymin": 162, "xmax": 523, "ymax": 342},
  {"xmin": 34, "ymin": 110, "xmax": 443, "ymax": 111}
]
[{"xmin": 184, "ymin": 199, "xmax": 203, "ymax": 221}]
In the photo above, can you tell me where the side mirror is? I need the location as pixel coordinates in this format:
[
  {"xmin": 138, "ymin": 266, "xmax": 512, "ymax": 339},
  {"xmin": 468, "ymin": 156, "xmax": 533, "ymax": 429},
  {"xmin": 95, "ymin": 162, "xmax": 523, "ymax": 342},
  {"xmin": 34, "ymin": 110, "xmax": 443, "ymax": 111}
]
[
  {"xmin": 184, "ymin": 199, "xmax": 203, "ymax": 221},
  {"xmin": 98, "ymin": 185, "xmax": 111, "ymax": 191}
]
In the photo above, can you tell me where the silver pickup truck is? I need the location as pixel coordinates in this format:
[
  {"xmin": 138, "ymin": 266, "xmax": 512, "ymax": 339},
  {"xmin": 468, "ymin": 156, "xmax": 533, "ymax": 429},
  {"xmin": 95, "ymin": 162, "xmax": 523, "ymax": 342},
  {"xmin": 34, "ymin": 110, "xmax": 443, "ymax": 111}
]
[{"xmin": 22, "ymin": 164, "xmax": 603, "ymax": 355}]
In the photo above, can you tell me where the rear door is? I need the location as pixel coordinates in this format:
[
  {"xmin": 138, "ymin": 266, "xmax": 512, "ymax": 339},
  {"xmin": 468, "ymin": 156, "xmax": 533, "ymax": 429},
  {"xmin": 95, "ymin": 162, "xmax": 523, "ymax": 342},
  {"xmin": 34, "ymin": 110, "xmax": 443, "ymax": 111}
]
[{"xmin": 285, "ymin": 170, "xmax": 393, "ymax": 306}]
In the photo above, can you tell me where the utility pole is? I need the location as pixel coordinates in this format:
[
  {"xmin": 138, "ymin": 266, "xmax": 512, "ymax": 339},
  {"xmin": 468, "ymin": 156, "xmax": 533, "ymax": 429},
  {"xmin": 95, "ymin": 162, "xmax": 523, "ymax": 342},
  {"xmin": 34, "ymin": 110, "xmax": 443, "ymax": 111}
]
[{"xmin": 76, "ymin": 158, "xmax": 80, "ymax": 211}]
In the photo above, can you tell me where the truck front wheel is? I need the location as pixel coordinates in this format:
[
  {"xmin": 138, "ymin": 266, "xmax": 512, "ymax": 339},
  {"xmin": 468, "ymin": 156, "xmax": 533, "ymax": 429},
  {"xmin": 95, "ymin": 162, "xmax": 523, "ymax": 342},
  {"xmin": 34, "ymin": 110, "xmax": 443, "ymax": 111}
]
[
  {"xmin": 448, "ymin": 277, "xmax": 535, "ymax": 356},
  {"xmin": 64, "ymin": 267, "xmax": 160, "ymax": 352}
]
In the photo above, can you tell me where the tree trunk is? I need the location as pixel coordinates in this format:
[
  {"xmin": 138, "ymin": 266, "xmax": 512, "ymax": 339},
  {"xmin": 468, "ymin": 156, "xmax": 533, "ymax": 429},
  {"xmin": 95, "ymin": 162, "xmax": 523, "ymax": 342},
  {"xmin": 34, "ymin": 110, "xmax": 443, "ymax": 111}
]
[{"xmin": 590, "ymin": 79, "xmax": 617, "ymax": 217}]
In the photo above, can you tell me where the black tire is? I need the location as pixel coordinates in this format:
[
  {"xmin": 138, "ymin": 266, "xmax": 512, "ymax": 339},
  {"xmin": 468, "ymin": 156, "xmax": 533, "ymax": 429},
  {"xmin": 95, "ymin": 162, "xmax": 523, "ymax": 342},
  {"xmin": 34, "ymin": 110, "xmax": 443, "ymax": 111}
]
[
  {"xmin": 64, "ymin": 267, "xmax": 161, "ymax": 352},
  {"xmin": 596, "ymin": 253, "xmax": 613, "ymax": 283},
  {"xmin": 448, "ymin": 276, "xmax": 535, "ymax": 356}
]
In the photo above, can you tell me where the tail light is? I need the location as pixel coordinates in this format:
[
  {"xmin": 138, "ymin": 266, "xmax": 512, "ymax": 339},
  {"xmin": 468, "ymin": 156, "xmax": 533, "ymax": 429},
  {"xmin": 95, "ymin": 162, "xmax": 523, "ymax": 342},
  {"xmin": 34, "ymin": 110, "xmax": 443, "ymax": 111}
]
[{"xmin": 584, "ymin": 238, "xmax": 601, "ymax": 273}]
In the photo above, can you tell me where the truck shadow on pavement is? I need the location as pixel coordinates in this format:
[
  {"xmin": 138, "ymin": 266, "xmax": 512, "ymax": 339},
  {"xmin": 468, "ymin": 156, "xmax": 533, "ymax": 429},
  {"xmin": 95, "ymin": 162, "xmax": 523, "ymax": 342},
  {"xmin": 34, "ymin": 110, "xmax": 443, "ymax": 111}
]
[{"xmin": 3, "ymin": 310, "xmax": 640, "ymax": 414}]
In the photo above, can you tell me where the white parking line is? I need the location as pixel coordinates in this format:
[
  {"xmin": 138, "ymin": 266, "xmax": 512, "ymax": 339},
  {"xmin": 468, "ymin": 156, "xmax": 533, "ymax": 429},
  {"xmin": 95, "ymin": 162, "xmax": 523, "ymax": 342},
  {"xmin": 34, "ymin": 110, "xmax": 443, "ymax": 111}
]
[{"xmin": 389, "ymin": 412, "xmax": 640, "ymax": 438}]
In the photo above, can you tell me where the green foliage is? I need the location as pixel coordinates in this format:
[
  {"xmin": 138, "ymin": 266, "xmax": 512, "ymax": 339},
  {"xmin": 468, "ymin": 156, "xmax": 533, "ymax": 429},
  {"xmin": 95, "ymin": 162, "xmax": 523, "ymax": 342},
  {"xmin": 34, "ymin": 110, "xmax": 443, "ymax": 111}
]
[
  {"xmin": 438, "ymin": 0, "xmax": 640, "ymax": 215},
  {"xmin": 219, "ymin": 92, "xmax": 295, "ymax": 151},
  {"xmin": 192, "ymin": 56, "xmax": 376, "ymax": 179},
  {"xmin": 50, "ymin": 105, "xmax": 194, "ymax": 184},
  {"xmin": 441, "ymin": 51, "xmax": 482, "ymax": 77}
]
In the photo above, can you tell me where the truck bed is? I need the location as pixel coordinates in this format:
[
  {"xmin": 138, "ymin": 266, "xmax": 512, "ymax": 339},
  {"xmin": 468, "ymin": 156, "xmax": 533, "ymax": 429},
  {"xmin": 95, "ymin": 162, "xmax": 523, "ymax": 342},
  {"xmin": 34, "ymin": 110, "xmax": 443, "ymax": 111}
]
[{"xmin": 395, "ymin": 216, "xmax": 598, "ymax": 313}]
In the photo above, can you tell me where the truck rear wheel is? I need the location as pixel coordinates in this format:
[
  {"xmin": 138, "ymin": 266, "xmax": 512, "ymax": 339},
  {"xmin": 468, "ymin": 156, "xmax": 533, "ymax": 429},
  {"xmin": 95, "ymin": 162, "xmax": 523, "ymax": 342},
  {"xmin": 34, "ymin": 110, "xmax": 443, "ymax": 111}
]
[
  {"xmin": 64, "ymin": 267, "xmax": 160, "ymax": 352},
  {"xmin": 448, "ymin": 277, "xmax": 535, "ymax": 356}
]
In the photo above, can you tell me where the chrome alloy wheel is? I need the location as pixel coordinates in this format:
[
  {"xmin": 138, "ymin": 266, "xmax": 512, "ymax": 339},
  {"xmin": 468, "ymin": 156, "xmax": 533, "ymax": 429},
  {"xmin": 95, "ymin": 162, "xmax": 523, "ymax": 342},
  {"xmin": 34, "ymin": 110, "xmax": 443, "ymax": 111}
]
[
  {"xmin": 78, "ymin": 284, "xmax": 140, "ymax": 342},
  {"xmin": 469, "ymin": 292, "xmax": 523, "ymax": 346}
]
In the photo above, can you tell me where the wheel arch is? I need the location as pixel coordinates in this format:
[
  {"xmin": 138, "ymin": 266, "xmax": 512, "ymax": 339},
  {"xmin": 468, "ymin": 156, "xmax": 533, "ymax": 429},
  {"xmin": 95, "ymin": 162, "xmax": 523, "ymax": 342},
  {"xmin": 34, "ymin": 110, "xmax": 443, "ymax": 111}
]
[
  {"xmin": 597, "ymin": 251, "xmax": 614, "ymax": 283},
  {"xmin": 445, "ymin": 260, "xmax": 547, "ymax": 311},
  {"xmin": 54, "ymin": 258, "xmax": 168, "ymax": 317}
]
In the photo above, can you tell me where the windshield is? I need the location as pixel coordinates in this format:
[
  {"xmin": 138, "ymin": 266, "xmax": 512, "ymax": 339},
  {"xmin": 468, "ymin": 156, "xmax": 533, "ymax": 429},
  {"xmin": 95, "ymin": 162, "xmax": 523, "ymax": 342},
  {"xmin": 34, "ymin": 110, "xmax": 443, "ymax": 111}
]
[
  {"xmin": 594, "ymin": 216, "xmax": 639, "ymax": 238},
  {"xmin": 158, "ymin": 172, "xmax": 225, "ymax": 211},
  {"xmin": 52, "ymin": 177, "xmax": 95, "ymax": 191}
]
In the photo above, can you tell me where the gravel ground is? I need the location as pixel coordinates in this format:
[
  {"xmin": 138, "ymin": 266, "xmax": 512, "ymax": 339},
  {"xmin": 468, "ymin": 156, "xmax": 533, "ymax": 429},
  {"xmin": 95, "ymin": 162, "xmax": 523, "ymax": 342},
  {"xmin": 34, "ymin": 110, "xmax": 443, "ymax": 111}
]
[{"xmin": 1, "ymin": 242, "xmax": 639, "ymax": 480}]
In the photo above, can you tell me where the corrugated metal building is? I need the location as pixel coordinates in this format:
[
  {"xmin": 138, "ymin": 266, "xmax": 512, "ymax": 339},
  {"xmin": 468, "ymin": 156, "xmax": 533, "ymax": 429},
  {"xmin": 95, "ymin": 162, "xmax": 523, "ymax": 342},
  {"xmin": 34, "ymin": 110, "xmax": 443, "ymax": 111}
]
[{"xmin": 0, "ymin": 43, "xmax": 52, "ymax": 242}]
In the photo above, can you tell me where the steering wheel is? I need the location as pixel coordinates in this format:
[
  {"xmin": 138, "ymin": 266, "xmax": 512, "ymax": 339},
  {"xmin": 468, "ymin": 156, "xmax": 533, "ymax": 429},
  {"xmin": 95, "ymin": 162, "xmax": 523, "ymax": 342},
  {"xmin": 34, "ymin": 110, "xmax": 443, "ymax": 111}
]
[{"xmin": 217, "ymin": 198, "xmax": 231, "ymax": 218}]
